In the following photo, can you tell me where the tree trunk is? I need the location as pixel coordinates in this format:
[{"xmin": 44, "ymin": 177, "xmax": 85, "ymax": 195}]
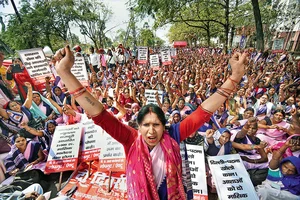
[
  {"xmin": 206, "ymin": 28, "xmax": 211, "ymax": 46},
  {"xmin": 0, "ymin": 16, "xmax": 5, "ymax": 32},
  {"xmin": 224, "ymin": 0, "xmax": 230, "ymax": 53},
  {"xmin": 251, "ymin": 0, "xmax": 264, "ymax": 51},
  {"xmin": 229, "ymin": 26, "xmax": 235, "ymax": 48}
]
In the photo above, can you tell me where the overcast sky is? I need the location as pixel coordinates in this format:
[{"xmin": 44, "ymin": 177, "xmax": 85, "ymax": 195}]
[{"xmin": 0, "ymin": 0, "xmax": 170, "ymax": 45}]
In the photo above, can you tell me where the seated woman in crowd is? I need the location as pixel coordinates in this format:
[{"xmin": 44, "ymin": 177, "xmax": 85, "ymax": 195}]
[
  {"xmin": 50, "ymin": 86, "xmax": 66, "ymax": 106},
  {"xmin": 20, "ymin": 120, "xmax": 58, "ymax": 155},
  {"xmin": 234, "ymin": 117, "xmax": 269, "ymax": 185},
  {"xmin": 229, "ymin": 107, "xmax": 255, "ymax": 128},
  {"xmin": 267, "ymin": 86, "xmax": 280, "ymax": 105},
  {"xmin": 204, "ymin": 128, "xmax": 264, "ymax": 157},
  {"xmin": 234, "ymin": 118, "xmax": 268, "ymax": 167},
  {"xmin": 252, "ymin": 94, "xmax": 275, "ymax": 120},
  {"xmin": 172, "ymin": 97, "xmax": 192, "ymax": 120},
  {"xmin": 0, "ymin": 82, "xmax": 33, "ymax": 132},
  {"xmin": 30, "ymin": 91, "xmax": 62, "ymax": 121},
  {"xmin": 257, "ymin": 109, "xmax": 294, "ymax": 146},
  {"xmin": 256, "ymin": 139, "xmax": 300, "ymax": 200},
  {"xmin": 56, "ymin": 105, "xmax": 82, "ymax": 125},
  {"xmin": 4, "ymin": 133, "xmax": 45, "ymax": 177},
  {"xmin": 212, "ymin": 103, "xmax": 229, "ymax": 129}
]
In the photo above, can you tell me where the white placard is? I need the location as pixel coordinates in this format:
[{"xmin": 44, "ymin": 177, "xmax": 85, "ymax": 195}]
[
  {"xmin": 170, "ymin": 48, "xmax": 177, "ymax": 58},
  {"xmin": 208, "ymin": 154, "xmax": 259, "ymax": 200},
  {"xmin": 144, "ymin": 89, "xmax": 163, "ymax": 105},
  {"xmin": 186, "ymin": 144, "xmax": 208, "ymax": 199},
  {"xmin": 160, "ymin": 48, "xmax": 172, "ymax": 65},
  {"xmin": 99, "ymin": 130, "xmax": 126, "ymax": 172},
  {"xmin": 72, "ymin": 56, "xmax": 89, "ymax": 86},
  {"xmin": 45, "ymin": 124, "xmax": 82, "ymax": 173},
  {"xmin": 80, "ymin": 120, "xmax": 103, "ymax": 162},
  {"xmin": 18, "ymin": 48, "xmax": 52, "ymax": 78},
  {"xmin": 150, "ymin": 54, "xmax": 160, "ymax": 68},
  {"xmin": 272, "ymin": 39, "xmax": 284, "ymax": 50},
  {"xmin": 137, "ymin": 46, "xmax": 148, "ymax": 64}
]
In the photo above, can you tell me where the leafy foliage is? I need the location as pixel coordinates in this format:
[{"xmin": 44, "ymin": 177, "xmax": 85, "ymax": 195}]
[{"xmin": 1, "ymin": 0, "xmax": 113, "ymax": 54}]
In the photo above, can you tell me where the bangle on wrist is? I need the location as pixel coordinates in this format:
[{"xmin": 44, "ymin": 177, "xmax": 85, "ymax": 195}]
[
  {"xmin": 251, "ymin": 144, "xmax": 255, "ymax": 150},
  {"xmin": 69, "ymin": 86, "xmax": 85, "ymax": 95}
]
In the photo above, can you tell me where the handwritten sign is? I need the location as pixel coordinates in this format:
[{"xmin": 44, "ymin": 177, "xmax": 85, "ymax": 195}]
[
  {"xmin": 45, "ymin": 124, "xmax": 82, "ymax": 173},
  {"xmin": 149, "ymin": 54, "xmax": 160, "ymax": 70},
  {"xmin": 18, "ymin": 48, "xmax": 52, "ymax": 79},
  {"xmin": 144, "ymin": 89, "xmax": 163, "ymax": 105},
  {"xmin": 60, "ymin": 162, "xmax": 127, "ymax": 199},
  {"xmin": 137, "ymin": 46, "xmax": 148, "ymax": 64},
  {"xmin": 160, "ymin": 48, "xmax": 172, "ymax": 65},
  {"xmin": 208, "ymin": 154, "xmax": 258, "ymax": 200},
  {"xmin": 72, "ymin": 57, "xmax": 89, "ymax": 86},
  {"xmin": 79, "ymin": 120, "xmax": 102, "ymax": 162},
  {"xmin": 99, "ymin": 131, "xmax": 126, "ymax": 172},
  {"xmin": 186, "ymin": 144, "xmax": 208, "ymax": 200}
]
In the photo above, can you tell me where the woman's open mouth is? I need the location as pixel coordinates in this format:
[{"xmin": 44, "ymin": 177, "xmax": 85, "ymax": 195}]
[{"xmin": 148, "ymin": 136, "xmax": 157, "ymax": 143}]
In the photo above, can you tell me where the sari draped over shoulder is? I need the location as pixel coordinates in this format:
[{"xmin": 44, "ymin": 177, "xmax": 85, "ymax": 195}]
[
  {"xmin": 6, "ymin": 106, "xmax": 32, "ymax": 126},
  {"xmin": 235, "ymin": 135, "xmax": 268, "ymax": 169},
  {"xmin": 51, "ymin": 86, "xmax": 65, "ymax": 106},
  {"xmin": 4, "ymin": 141, "xmax": 41, "ymax": 173},
  {"xmin": 204, "ymin": 128, "xmax": 232, "ymax": 156},
  {"xmin": 126, "ymin": 132, "xmax": 186, "ymax": 200},
  {"xmin": 257, "ymin": 120, "xmax": 290, "ymax": 146}
]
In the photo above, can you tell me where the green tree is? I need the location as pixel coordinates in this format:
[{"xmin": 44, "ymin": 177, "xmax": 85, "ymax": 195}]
[
  {"xmin": 138, "ymin": 28, "xmax": 155, "ymax": 47},
  {"xmin": 73, "ymin": 0, "xmax": 112, "ymax": 49},
  {"xmin": 132, "ymin": 0, "xmax": 245, "ymax": 51}
]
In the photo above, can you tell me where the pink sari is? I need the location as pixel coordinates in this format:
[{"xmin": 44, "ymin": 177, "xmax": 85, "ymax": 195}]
[
  {"xmin": 257, "ymin": 120, "xmax": 290, "ymax": 146},
  {"xmin": 126, "ymin": 132, "xmax": 186, "ymax": 200}
]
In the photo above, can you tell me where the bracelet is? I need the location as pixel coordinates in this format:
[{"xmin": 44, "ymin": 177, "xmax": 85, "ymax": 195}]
[
  {"xmin": 228, "ymin": 76, "xmax": 239, "ymax": 84},
  {"xmin": 73, "ymin": 88, "xmax": 87, "ymax": 98},
  {"xmin": 251, "ymin": 144, "xmax": 255, "ymax": 150},
  {"xmin": 69, "ymin": 86, "xmax": 85, "ymax": 95},
  {"xmin": 218, "ymin": 87, "xmax": 231, "ymax": 96},
  {"xmin": 216, "ymin": 89, "xmax": 229, "ymax": 98}
]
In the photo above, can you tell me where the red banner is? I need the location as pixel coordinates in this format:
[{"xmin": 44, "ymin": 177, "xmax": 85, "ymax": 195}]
[
  {"xmin": 60, "ymin": 162, "xmax": 127, "ymax": 200},
  {"xmin": 79, "ymin": 148, "xmax": 101, "ymax": 163},
  {"xmin": 99, "ymin": 158, "xmax": 126, "ymax": 172},
  {"xmin": 45, "ymin": 158, "xmax": 78, "ymax": 173}
]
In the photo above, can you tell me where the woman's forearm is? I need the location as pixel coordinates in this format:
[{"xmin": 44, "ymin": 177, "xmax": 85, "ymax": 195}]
[{"xmin": 57, "ymin": 70, "xmax": 103, "ymax": 117}]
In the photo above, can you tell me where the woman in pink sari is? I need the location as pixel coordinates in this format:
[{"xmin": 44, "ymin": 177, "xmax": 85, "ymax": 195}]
[
  {"xmin": 54, "ymin": 46, "xmax": 248, "ymax": 199},
  {"xmin": 257, "ymin": 109, "xmax": 294, "ymax": 146}
]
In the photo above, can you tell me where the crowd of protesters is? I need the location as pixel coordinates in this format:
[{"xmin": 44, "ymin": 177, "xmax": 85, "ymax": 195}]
[{"xmin": 0, "ymin": 44, "xmax": 299, "ymax": 199}]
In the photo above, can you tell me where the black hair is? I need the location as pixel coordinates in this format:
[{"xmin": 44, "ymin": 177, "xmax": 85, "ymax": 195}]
[
  {"xmin": 136, "ymin": 103, "xmax": 167, "ymax": 126},
  {"xmin": 8, "ymin": 100, "xmax": 21, "ymax": 109},
  {"xmin": 12, "ymin": 133, "xmax": 26, "ymax": 143},
  {"xmin": 128, "ymin": 120, "xmax": 138, "ymax": 130},
  {"xmin": 273, "ymin": 109, "xmax": 286, "ymax": 118},
  {"xmin": 244, "ymin": 107, "xmax": 255, "ymax": 113}
]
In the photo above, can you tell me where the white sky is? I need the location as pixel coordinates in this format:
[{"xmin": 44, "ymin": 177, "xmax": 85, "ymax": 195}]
[{"xmin": 0, "ymin": 0, "xmax": 171, "ymax": 45}]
